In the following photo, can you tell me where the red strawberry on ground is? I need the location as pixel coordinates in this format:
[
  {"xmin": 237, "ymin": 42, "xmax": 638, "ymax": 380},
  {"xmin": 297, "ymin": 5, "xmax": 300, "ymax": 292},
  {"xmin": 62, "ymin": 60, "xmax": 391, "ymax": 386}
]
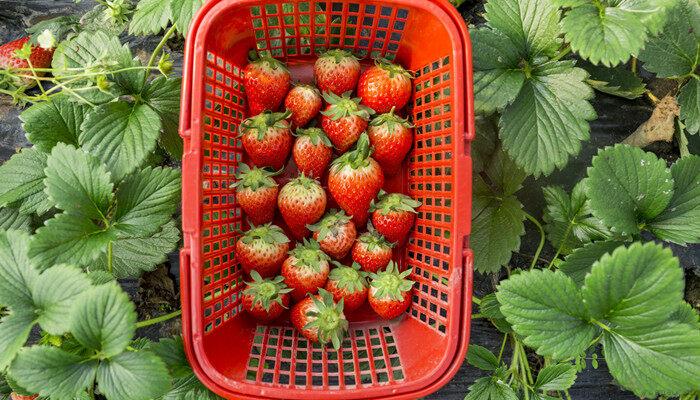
[
  {"xmin": 236, "ymin": 223, "xmax": 290, "ymax": 278},
  {"xmin": 242, "ymin": 271, "xmax": 292, "ymax": 322},
  {"xmin": 232, "ymin": 164, "xmax": 280, "ymax": 225},
  {"xmin": 320, "ymin": 91, "xmax": 374, "ymax": 152},
  {"xmin": 368, "ymin": 261, "xmax": 414, "ymax": 319},
  {"xmin": 291, "ymin": 288, "xmax": 349, "ymax": 349},
  {"xmin": 284, "ymin": 84, "xmax": 322, "ymax": 128},
  {"xmin": 314, "ymin": 49, "xmax": 361, "ymax": 96},
  {"xmin": 328, "ymin": 133, "xmax": 384, "ymax": 226},
  {"xmin": 325, "ymin": 262, "xmax": 368, "ymax": 312},
  {"xmin": 243, "ymin": 55, "xmax": 291, "ymax": 115},
  {"xmin": 308, "ymin": 209, "xmax": 357, "ymax": 260},
  {"xmin": 10, "ymin": 394, "xmax": 38, "ymax": 400},
  {"xmin": 351, "ymin": 222, "xmax": 394, "ymax": 273},
  {"xmin": 282, "ymin": 238, "xmax": 331, "ymax": 301},
  {"xmin": 0, "ymin": 37, "xmax": 55, "ymax": 87},
  {"xmin": 278, "ymin": 174, "xmax": 327, "ymax": 239},
  {"xmin": 370, "ymin": 191, "xmax": 421, "ymax": 244},
  {"xmin": 292, "ymin": 127, "xmax": 333, "ymax": 178},
  {"xmin": 367, "ymin": 108, "xmax": 413, "ymax": 176},
  {"xmin": 240, "ymin": 110, "xmax": 293, "ymax": 169},
  {"xmin": 357, "ymin": 58, "xmax": 412, "ymax": 114}
]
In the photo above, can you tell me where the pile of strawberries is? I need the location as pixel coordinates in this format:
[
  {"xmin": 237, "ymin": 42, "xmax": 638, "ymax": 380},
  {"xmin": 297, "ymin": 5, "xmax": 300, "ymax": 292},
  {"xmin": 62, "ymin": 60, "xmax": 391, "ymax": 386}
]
[{"xmin": 235, "ymin": 50, "xmax": 421, "ymax": 349}]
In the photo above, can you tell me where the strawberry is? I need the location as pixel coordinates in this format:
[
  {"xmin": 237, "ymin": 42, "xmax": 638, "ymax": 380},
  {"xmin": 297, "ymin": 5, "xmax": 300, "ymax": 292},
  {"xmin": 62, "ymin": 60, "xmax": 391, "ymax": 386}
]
[
  {"xmin": 242, "ymin": 271, "xmax": 292, "ymax": 322},
  {"xmin": 243, "ymin": 55, "xmax": 291, "ymax": 115},
  {"xmin": 278, "ymin": 174, "xmax": 327, "ymax": 239},
  {"xmin": 320, "ymin": 91, "xmax": 374, "ymax": 152},
  {"xmin": 368, "ymin": 261, "xmax": 414, "ymax": 319},
  {"xmin": 282, "ymin": 238, "xmax": 331, "ymax": 301},
  {"xmin": 351, "ymin": 223, "xmax": 394, "ymax": 273},
  {"xmin": 308, "ymin": 209, "xmax": 357, "ymax": 260},
  {"xmin": 236, "ymin": 223, "xmax": 290, "ymax": 278},
  {"xmin": 328, "ymin": 133, "xmax": 384, "ymax": 226},
  {"xmin": 240, "ymin": 110, "xmax": 293, "ymax": 169},
  {"xmin": 284, "ymin": 84, "xmax": 322, "ymax": 128},
  {"xmin": 292, "ymin": 127, "xmax": 333, "ymax": 178},
  {"xmin": 291, "ymin": 288, "xmax": 349, "ymax": 349},
  {"xmin": 232, "ymin": 164, "xmax": 280, "ymax": 225},
  {"xmin": 370, "ymin": 191, "xmax": 421, "ymax": 244},
  {"xmin": 357, "ymin": 59, "xmax": 412, "ymax": 114},
  {"xmin": 367, "ymin": 108, "xmax": 413, "ymax": 176},
  {"xmin": 324, "ymin": 262, "xmax": 368, "ymax": 312},
  {"xmin": 10, "ymin": 394, "xmax": 38, "ymax": 400},
  {"xmin": 314, "ymin": 49, "xmax": 361, "ymax": 96},
  {"xmin": 0, "ymin": 37, "xmax": 54, "ymax": 87}
]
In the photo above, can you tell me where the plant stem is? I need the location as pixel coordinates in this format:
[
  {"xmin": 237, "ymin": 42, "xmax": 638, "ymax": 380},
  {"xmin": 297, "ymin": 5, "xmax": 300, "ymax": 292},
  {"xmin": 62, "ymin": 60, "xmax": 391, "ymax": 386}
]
[
  {"xmin": 135, "ymin": 309, "xmax": 182, "ymax": 328},
  {"xmin": 591, "ymin": 318, "xmax": 611, "ymax": 332},
  {"xmin": 565, "ymin": 389, "xmax": 573, "ymax": 400},
  {"xmin": 107, "ymin": 242, "xmax": 113, "ymax": 274},
  {"xmin": 645, "ymin": 90, "xmax": 660, "ymax": 104},
  {"xmin": 472, "ymin": 295, "xmax": 481, "ymax": 305},
  {"xmin": 630, "ymin": 57, "xmax": 638, "ymax": 74},
  {"xmin": 143, "ymin": 24, "xmax": 178, "ymax": 85},
  {"xmin": 547, "ymin": 223, "xmax": 572, "ymax": 269},
  {"xmin": 497, "ymin": 334, "xmax": 508, "ymax": 363},
  {"xmin": 552, "ymin": 44, "xmax": 572, "ymax": 61},
  {"xmin": 26, "ymin": 58, "xmax": 46, "ymax": 96},
  {"xmin": 472, "ymin": 313, "xmax": 483, "ymax": 319},
  {"xmin": 523, "ymin": 212, "xmax": 545, "ymax": 270}
]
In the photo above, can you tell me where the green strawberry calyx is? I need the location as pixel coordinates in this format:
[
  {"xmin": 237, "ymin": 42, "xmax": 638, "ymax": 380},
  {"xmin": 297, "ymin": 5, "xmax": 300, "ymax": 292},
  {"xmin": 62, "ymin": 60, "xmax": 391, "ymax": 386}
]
[
  {"xmin": 358, "ymin": 222, "xmax": 395, "ymax": 250},
  {"xmin": 250, "ymin": 54, "xmax": 290, "ymax": 73},
  {"xmin": 369, "ymin": 107, "xmax": 414, "ymax": 132},
  {"xmin": 329, "ymin": 262, "xmax": 368, "ymax": 293},
  {"xmin": 240, "ymin": 110, "xmax": 292, "ymax": 141},
  {"xmin": 305, "ymin": 288, "xmax": 349, "ymax": 349},
  {"xmin": 240, "ymin": 223, "xmax": 290, "ymax": 245},
  {"xmin": 370, "ymin": 190, "xmax": 421, "ymax": 215},
  {"xmin": 307, "ymin": 209, "xmax": 353, "ymax": 241},
  {"xmin": 231, "ymin": 163, "xmax": 280, "ymax": 191},
  {"xmin": 294, "ymin": 127, "xmax": 333, "ymax": 148},
  {"xmin": 375, "ymin": 58, "xmax": 413, "ymax": 79},
  {"xmin": 321, "ymin": 91, "xmax": 374, "ymax": 121},
  {"xmin": 285, "ymin": 172, "xmax": 324, "ymax": 193},
  {"xmin": 330, "ymin": 132, "xmax": 374, "ymax": 172},
  {"xmin": 288, "ymin": 238, "xmax": 330, "ymax": 271},
  {"xmin": 244, "ymin": 271, "xmax": 293, "ymax": 311},
  {"xmin": 369, "ymin": 261, "xmax": 414, "ymax": 301},
  {"xmin": 319, "ymin": 49, "xmax": 359, "ymax": 63}
]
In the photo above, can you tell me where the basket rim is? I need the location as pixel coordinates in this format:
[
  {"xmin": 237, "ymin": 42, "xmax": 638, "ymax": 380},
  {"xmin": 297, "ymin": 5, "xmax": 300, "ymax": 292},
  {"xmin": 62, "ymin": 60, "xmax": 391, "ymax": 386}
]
[{"xmin": 178, "ymin": 0, "xmax": 475, "ymax": 398}]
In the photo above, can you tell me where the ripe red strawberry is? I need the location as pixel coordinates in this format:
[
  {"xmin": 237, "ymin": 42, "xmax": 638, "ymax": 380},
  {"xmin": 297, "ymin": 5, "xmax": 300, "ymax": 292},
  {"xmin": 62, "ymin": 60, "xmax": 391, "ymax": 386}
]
[
  {"xmin": 368, "ymin": 261, "xmax": 414, "ymax": 319},
  {"xmin": 308, "ymin": 209, "xmax": 357, "ymax": 260},
  {"xmin": 242, "ymin": 271, "xmax": 292, "ymax": 322},
  {"xmin": 278, "ymin": 174, "xmax": 327, "ymax": 239},
  {"xmin": 351, "ymin": 223, "xmax": 394, "ymax": 273},
  {"xmin": 240, "ymin": 110, "xmax": 293, "ymax": 169},
  {"xmin": 232, "ymin": 164, "xmax": 280, "ymax": 225},
  {"xmin": 367, "ymin": 108, "xmax": 413, "ymax": 176},
  {"xmin": 325, "ymin": 262, "xmax": 368, "ymax": 312},
  {"xmin": 282, "ymin": 239, "xmax": 331, "ymax": 301},
  {"xmin": 292, "ymin": 128, "xmax": 333, "ymax": 178},
  {"xmin": 284, "ymin": 84, "xmax": 322, "ymax": 128},
  {"xmin": 314, "ymin": 49, "xmax": 361, "ymax": 96},
  {"xmin": 357, "ymin": 59, "xmax": 412, "ymax": 114},
  {"xmin": 320, "ymin": 92, "xmax": 374, "ymax": 152},
  {"xmin": 370, "ymin": 191, "xmax": 421, "ymax": 244},
  {"xmin": 291, "ymin": 288, "xmax": 349, "ymax": 349},
  {"xmin": 10, "ymin": 394, "xmax": 38, "ymax": 400},
  {"xmin": 236, "ymin": 223, "xmax": 290, "ymax": 278},
  {"xmin": 243, "ymin": 56, "xmax": 291, "ymax": 115},
  {"xmin": 328, "ymin": 133, "xmax": 384, "ymax": 226},
  {"xmin": 0, "ymin": 37, "xmax": 54, "ymax": 87}
]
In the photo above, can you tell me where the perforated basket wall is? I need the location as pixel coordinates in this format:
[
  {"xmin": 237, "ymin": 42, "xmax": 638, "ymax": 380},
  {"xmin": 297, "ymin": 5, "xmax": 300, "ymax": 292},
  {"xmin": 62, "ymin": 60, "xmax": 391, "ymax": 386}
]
[{"xmin": 179, "ymin": 0, "xmax": 474, "ymax": 398}]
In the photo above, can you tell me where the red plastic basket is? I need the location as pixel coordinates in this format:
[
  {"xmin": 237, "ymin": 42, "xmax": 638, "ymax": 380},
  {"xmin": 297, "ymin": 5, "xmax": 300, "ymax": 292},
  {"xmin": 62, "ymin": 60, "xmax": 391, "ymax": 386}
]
[{"xmin": 179, "ymin": 0, "xmax": 474, "ymax": 398}]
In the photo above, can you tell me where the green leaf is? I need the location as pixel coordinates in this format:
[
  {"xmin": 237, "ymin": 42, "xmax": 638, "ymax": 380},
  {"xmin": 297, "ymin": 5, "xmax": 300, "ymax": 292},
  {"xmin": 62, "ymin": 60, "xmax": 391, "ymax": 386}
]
[
  {"xmin": 163, "ymin": 374, "xmax": 223, "ymax": 400},
  {"xmin": 670, "ymin": 302, "xmax": 700, "ymax": 328},
  {"xmin": 649, "ymin": 155, "xmax": 700, "ymax": 243},
  {"xmin": 0, "ymin": 230, "xmax": 37, "ymax": 309},
  {"xmin": 113, "ymin": 166, "xmax": 180, "ymax": 237},
  {"xmin": 603, "ymin": 322, "xmax": 700, "ymax": 398},
  {"xmin": 29, "ymin": 212, "xmax": 116, "ymax": 271},
  {"xmin": 500, "ymin": 60, "xmax": 595, "ymax": 176},
  {"xmin": 9, "ymin": 346, "xmax": 97, "ymax": 399},
  {"xmin": 32, "ymin": 264, "xmax": 92, "ymax": 335},
  {"xmin": 559, "ymin": 241, "xmax": 625, "ymax": 286},
  {"xmin": 80, "ymin": 101, "xmax": 162, "ymax": 182},
  {"xmin": 0, "ymin": 148, "xmax": 50, "ymax": 213},
  {"xmin": 96, "ymin": 351, "xmax": 171, "ymax": 400},
  {"xmin": 0, "ymin": 207, "xmax": 31, "ymax": 232},
  {"xmin": 87, "ymin": 270, "xmax": 116, "ymax": 286},
  {"xmin": 129, "ymin": 0, "xmax": 172, "ymax": 35},
  {"xmin": 0, "ymin": 311, "xmax": 35, "ymax": 370},
  {"xmin": 472, "ymin": 193, "xmax": 525, "ymax": 273},
  {"xmin": 142, "ymin": 76, "xmax": 183, "ymax": 160},
  {"xmin": 533, "ymin": 363, "xmax": 577, "ymax": 391},
  {"xmin": 586, "ymin": 144, "xmax": 673, "ymax": 235},
  {"xmin": 96, "ymin": 221, "xmax": 180, "ymax": 279},
  {"xmin": 582, "ymin": 242, "xmax": 683, "ymax": 328},
  {"xmin": 71, "ymin": 283, "xmax": 136, "ymax": 358},
  {"xmin": 678, "ymin": 78, "xmax": 700, "ymax": 135},
  {"xmin": 638, "ymin": 0, "xmax": 700, "ymax": 78},
  {"xmin": 465, "ymin": 376, "xmax": 519, "ymax": 400},
  {"xmin": 171, "ymin": 0, "xmax": 205, "ymax": 35},
  {"xmin": 472, "ymin": 116, "xmax": 498, "ymax": 173},
  {"xmin": 561, "ymin": 4, "xmax": 646, "ymax": 67},
  {"xmin": 150, "ymin": 336, "xmax": 191, "ymax": 377},
  {"xmin": 21, "ymin": 95, "xmax": 88, "ymax": 152},
  {"xmin": 45, "ymin": 144, "xmax": 114, "ymax": 220},
  {"xmin": 483, "ymin": 0, "xmax": 561, "ymax": 58},
  {"xmin": 467, "ymin": 345, "xmax": 500, "ymax": 371},
  {"xmin": 497, "ymin": 269, "xmax": 597, "ymax": 360},
  {"xmin": 581, "ymin": 62, "xmax": 646, "ymax": 99}
]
